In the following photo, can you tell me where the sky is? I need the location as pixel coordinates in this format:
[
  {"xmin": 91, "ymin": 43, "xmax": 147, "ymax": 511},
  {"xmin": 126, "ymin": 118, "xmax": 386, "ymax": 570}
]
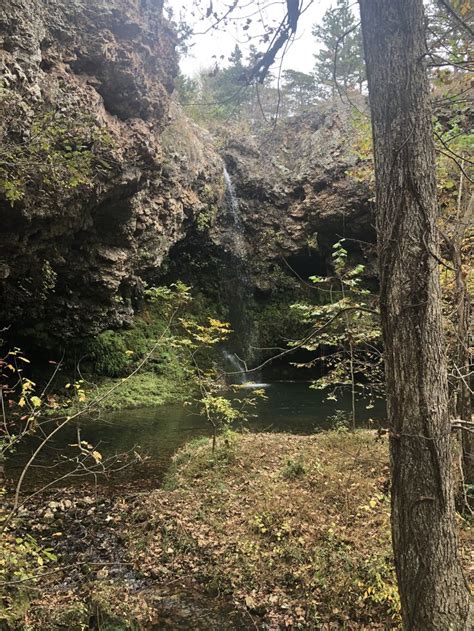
[{"xmin": 172, "ymin": 0, "xmax": 334, "ymax": 77}]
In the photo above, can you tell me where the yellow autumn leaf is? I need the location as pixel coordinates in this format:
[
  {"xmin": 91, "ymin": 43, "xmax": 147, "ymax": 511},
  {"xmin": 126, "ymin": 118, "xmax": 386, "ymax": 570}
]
[
  {"xmin": 209, "ymin": 318, "xmax": 226, "ymax": 328},
  {"xmin": 369, "ymin": 499, "xmax": 377, "ymax": 508},
  {"xmin": 92, "ymin": 450, "xmax": 103, "ymax": 463},
  {"xmin": 30, "ymin": 396, "xmax": 42, "ymax": 408}
]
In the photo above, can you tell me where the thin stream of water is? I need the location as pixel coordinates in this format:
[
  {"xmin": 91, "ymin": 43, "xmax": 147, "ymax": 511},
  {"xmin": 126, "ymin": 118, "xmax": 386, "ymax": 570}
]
[{"xmin": 223, "ymin": 166, "xmax": 242, "ymax": 227}]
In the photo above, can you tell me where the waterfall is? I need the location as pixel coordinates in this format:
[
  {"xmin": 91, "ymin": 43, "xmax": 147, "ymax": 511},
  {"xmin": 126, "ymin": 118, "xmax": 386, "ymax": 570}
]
[
  {"xmin": 222, "ymin": 351, "xmax": 268, "ymax": 388},
  {"xmin": 222, "ymin": 350, "xmax": 248, "ymax": 384},
  {"xmin": 221, "ymin": 166, "xmax": 261, "ymax": 384},
  {"xmin": 223, "ymin": 166, "xmax": 242, "ymax": 227}
]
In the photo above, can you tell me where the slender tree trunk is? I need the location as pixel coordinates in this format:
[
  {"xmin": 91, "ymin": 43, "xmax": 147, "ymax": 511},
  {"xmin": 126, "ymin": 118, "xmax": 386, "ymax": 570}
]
[
  {"xmin": 454, "ymin": 239, "xmax": 473, "ymax": 490},
  {"xmin": 448, "ymin": 229, "xmax": 473, "ymax": 490},
  {"xmin": 358, "ymin": 1, "xmax": 472, "ymax": 628},
  {"xmin": 451, "ymin": 181, "xmax": 473, "ymax": 489},
  {"xmin": 349, "ymin": 339, "xmax": 356, "ymax": 430}
]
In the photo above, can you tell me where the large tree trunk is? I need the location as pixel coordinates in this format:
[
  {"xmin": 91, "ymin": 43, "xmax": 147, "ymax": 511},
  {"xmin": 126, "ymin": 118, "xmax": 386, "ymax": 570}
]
[{"xmin": 358, "ymin": 1, "xmax": 472, "ymax": 628}]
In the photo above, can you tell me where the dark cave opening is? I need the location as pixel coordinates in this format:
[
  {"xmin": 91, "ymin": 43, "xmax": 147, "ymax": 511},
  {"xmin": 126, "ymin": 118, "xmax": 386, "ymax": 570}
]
[{"xmin": 284, "ymin": 250, "xmax": 328, "ymax": 281}]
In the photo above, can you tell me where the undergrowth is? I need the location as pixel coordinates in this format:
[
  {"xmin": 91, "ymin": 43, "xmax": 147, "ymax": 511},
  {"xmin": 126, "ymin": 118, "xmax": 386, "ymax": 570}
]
[
  {"xmin": 129, "ymin": 431, "xmax": 403, "ymax": 628},
  {"xmin": 4, "ymin": 431, "xmax": 473, "ymax": 629}
]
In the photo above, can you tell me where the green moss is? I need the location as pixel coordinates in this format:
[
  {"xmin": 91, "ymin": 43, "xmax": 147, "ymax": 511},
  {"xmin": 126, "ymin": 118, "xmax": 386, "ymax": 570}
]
[
  {"xmin": 58, "ymin": 292, "xmax": 227, "ymax": 412},
  {"xmin": 86, "ymin": 329, "xmax": 131, "ymax": 377},
  {"xmin": 84, "ymin": 370, "xmax": 189, "ymax": 411},
  {"xmin": 83, "ymin": 302, "xmax": 172, "ymax": 379}
]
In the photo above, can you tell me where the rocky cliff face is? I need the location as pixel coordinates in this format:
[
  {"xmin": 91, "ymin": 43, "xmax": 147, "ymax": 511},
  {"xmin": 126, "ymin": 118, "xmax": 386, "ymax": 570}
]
[
  {"xmin": 0, "ymin": 0, "xmax": 223, "ymax": 344},
  {"xmin": 215, "ymin": 103, "xmax": 376, "ymax": 293},
  {"xmin": 0, "ymin": 0, "xmax": 375, "ymax": 351}
]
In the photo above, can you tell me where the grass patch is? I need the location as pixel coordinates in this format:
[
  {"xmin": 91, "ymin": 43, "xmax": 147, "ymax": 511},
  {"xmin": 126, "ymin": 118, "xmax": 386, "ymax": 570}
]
[{"xmin": 53, "ymin": 369, "xmax": 192, "ymax": 415}]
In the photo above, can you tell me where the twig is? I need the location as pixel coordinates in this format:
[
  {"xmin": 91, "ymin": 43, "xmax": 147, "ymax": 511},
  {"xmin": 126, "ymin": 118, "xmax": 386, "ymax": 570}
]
[
  {"xmin": 436, "ymin": 0, "xmax": 474, "ymax": 38},
  {"xmin": 3, "ymin": 306, "xmax": 180, "ymax": 528},
  {"xmin": 0, "ymin": 561, "xmax": 135, "ymax": 586}
]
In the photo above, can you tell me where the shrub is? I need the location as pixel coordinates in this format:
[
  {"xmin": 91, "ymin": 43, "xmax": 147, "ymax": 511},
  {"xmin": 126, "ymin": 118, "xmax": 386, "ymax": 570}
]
[{"xmin": 281, "ymin": 455, "xmax": 307, "ymax": 479}]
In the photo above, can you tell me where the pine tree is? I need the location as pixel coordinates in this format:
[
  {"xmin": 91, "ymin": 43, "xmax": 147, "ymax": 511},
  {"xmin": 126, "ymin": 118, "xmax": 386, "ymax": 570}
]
[
  {"xmin": 202, "ymin": 45, "xmax": 249, "ymax": 120},
  {"xmin": 281, "ymin": 69, "xmax": 320, "ymax": 113},
  {"xmin": 313, "ymin": 0, "xmax": 365, "ymax": 97}
]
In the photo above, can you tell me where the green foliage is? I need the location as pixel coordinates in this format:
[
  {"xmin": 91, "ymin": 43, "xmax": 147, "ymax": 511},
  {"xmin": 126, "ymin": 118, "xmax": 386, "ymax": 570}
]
[
  {"xmin": 426, "ymin": 1, "xmax": 473, "ymax": 70},
  {"xmin": 291, "ymin": 240, "xmax": 383, "ymax": 422},
  {"xmin": 0, "ymin": 85, "xmax": 112, "ymax": 205},
  {"xmin": 0, "ymin": 524, "xmax": 58, "ymax": 627},
  {"xmin": 281, "ymin": 69, "xmax": 320, "ymax": 113},
  {"xmin": 179, "ymin": 44, "xmax": 281, "ymax": 128},
  {"xmin": 196, "ymin": 201, "xmax": 218, "ymax": 232},
  {"xmin": 255, "ymin": 301, "xmax": 307, "ymax": 350},
  {"xmin": 281, "ymin": 455, "xmax": 307, "ymax": 480},
  {"xmin": 0, "ymin": 531, "xmax": 57, "ymax": 583},
  {"xmin": 180, "ymin": 46, "xmax": 249, "ymax": 124},
  {"xmin": 61, "ymin": 283, "xmax": 263, "ymax": 433},
  {"xmin": 83, "ymin": 283, "xmax": 193, "ymax": 381},
  {"xmin": 174, "ymin": 72, "xmax": 200, "ymax": 105},
  {"xmin": 144, "ymin": 280, "xmax": 192, "ymax": 306},
  {"xmin": 179, "ymin": 315, "xmax": 231, "ymax": 346},
  {"xmin": 0, "ymin": 348, "xmax": 53, "ymax": 463},
  {"xmin": 356, "ymin": 552, "xmax": 401, "ymax": 617},
  {"xmin": 88, "ymin": 330, "xmax": 132, "ymax": 377},
  {"xmin": 327, "ymin": 409, "xmax": 352, "ymax": 432},
  {"xmin": 200, "ymin": 393, "xmax": 240, "ymax": 425},
  {"xmin": 177, "ymin": 311, "xmax": 267, "ymax": 448}
]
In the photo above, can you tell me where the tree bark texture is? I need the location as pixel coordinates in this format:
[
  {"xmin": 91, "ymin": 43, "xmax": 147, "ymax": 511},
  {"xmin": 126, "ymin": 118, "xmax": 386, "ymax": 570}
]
[{"xmin": 358, "ymin": 1, "xmax": 472, "ymax": 628}]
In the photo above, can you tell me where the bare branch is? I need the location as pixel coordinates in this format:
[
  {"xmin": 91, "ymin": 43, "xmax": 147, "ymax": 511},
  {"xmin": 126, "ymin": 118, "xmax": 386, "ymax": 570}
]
[{"xmin": 436, "ymin": 0, "xmax": 474, "ymax": 39}]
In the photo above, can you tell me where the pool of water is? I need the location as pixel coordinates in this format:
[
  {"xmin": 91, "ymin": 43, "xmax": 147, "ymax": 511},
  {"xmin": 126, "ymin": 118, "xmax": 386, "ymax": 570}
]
[{"xmin": 6, "ymin": 382, "xmax": 385, "ymax": 489}]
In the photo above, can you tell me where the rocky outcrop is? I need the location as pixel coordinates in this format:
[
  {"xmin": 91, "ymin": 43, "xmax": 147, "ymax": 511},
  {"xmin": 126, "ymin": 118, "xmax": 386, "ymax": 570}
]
[
  {"xmin": 0, "ymin": 0, "xmax": 375, "ymax": 351},
  {"xmin": 215, "ymin": 103, "xmax": 376, "ymax": 292},
  {"xmin": 0, "ymin": 0, "xmax": 223, "ymax": 343}
]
